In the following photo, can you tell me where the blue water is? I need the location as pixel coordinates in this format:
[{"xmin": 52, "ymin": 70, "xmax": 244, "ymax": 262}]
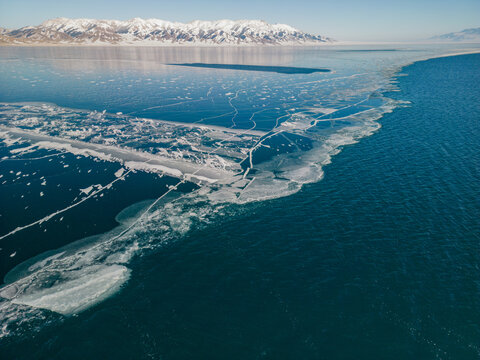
[
  {"xmin": 0, "ymin": 46, "xmax": 479, "ymax": 358},
  {"xmin": 169, "ymin": 63, "xmax": 331, "ymax": 73}
]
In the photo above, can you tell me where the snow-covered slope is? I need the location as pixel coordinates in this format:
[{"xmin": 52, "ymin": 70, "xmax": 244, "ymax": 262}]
[
  {"xmin": 432, "ymin": 27, "xmax": 480, "ymax": 42},
  {"xmin": 0, "ymin": 18, "xmax": 331, "ymax": 45}
]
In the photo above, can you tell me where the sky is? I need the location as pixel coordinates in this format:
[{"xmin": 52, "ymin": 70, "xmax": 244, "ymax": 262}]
[{"xmin": 0, "ymin": 0, "xmax": 479, "ymax": 41}]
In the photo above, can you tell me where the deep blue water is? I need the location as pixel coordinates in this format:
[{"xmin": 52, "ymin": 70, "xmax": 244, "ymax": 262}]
[
  {"xmin": 0, "ymin": 49, "xmax": 479, "ymax": 359},
  {"xmin": 169, "ymin": 63, "xmax": 330, "ymax": 74}
]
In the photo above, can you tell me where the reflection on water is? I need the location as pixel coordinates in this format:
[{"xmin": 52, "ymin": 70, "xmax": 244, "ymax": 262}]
[
  {"xmin": 0, "ymin": 46, "xmax": 307, "ymax": 72},
  {"xmin": 0, "ymin": 43, "xmax": 477, "ymax": 73}
]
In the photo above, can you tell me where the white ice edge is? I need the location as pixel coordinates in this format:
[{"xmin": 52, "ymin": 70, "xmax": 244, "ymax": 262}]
[{"xmin": 11, "ymin": 265, "xmax": 131, "ymax": 315}]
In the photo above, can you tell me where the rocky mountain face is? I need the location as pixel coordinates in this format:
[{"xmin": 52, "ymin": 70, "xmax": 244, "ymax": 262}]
[{"xmin": 0, "ymin": 18, "xmax": 331, "ymax": 45}]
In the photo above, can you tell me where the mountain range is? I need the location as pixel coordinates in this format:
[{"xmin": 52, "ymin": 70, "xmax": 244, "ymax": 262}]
[
  {"xmin": 432, "ymin": 27, "xmax": 480, "ymax": 42},
  {"xmin": 0, "ymin": 18, "xmax": 331, "ymax": 46}
]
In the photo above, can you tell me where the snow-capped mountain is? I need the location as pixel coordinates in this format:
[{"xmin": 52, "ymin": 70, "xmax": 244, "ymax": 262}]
[
  {"xmin": 432, "ymin": 27, "xmax": 480, "ymax": 42},
  {"xmin": 0, "ymin": 18, "xmax": 331, "ymax": 45}
]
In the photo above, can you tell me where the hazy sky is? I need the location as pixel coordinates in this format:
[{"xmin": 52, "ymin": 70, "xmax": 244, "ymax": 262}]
[{"xmin": 0, "ymin": 0, "xmax": 479, "ymax": 41}]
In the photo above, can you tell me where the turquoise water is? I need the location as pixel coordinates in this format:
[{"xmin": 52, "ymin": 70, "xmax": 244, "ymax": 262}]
[{"xmin": 0, "ymin": 46, "xmax": 479, "ymax": 358}]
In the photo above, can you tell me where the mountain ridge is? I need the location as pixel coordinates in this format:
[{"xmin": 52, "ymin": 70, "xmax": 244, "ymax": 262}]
[
  {"xmin": 0, "ymin": 17, "xmax": 332, "ymax": 46},
  {"xmin": 431, "ymin": 27, "xmax": 480, "ymax": 42}
]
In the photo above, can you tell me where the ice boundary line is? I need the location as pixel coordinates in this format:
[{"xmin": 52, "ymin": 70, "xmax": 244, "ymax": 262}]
[{"xmin": 0, "ymin": 103, "xmax": 265, "ymax": 294}]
